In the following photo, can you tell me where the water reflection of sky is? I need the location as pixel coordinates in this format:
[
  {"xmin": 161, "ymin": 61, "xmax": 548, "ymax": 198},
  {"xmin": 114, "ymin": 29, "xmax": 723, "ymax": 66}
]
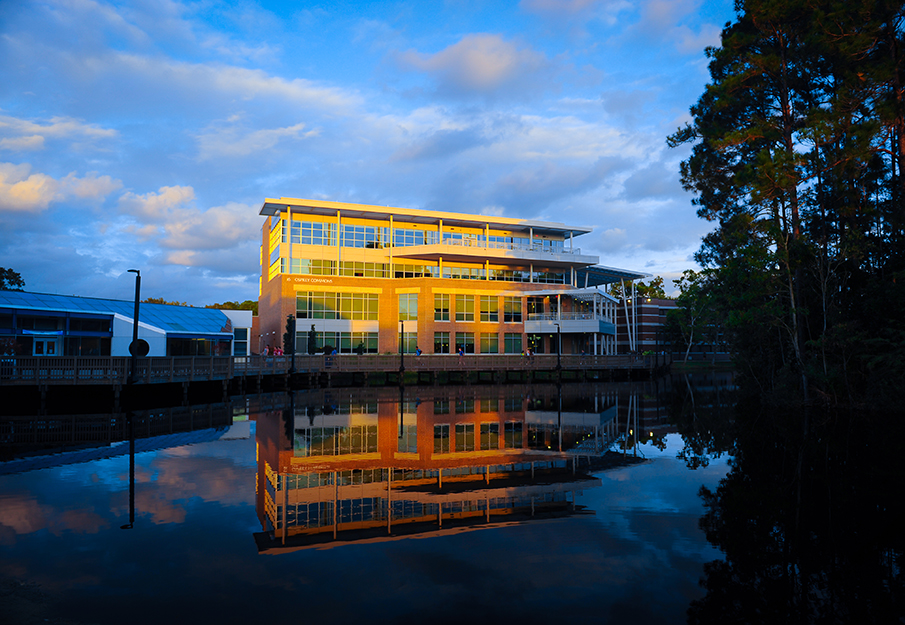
[{"xmin": 1, "ymin": 427, "xmax": 728, "ymax": 625}]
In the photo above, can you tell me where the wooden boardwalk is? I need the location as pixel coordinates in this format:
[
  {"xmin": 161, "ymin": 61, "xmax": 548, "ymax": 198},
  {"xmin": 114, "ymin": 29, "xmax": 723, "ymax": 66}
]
[{"xmin": 0, "ymin": 353, "xmax": 670, "ymax": 386}]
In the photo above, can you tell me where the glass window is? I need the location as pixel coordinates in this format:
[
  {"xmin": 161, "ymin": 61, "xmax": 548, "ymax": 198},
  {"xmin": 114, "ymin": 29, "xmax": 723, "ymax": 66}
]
[
  {"xmin": 480, "ymin": 423, "xmax": 499, "ymax": 450},
  {"xmin": 480, "ymin": 398, "xmax": 499, "ymax": 413},
  {"xmin": 504, "ymin": 333, "xmax": 522, "ymax": 354},
  {"xmin": 398, "ymin": 293, "xmax": 418, "ymax": 321},
  {"xmin": 433, "ymin": 331, "xmax": 449, "ymax": 354},
  {"xmin": 480, "ymin": 296, "xmax": 498, "ymax": 322},
  {"xmin": 434, "ymin": 294, "xmax": 449, "ymax": 321},
  {"xmin": 398, "ymin": 425, "xmax": 417, "ymax": 454},
  {"xmin": 455, "ymin": 332, "xmax": 474, "ymax": 354},
  {"xmin": 480, "ymin": 333, "xmax": 498, "ymax": 354},
  {"xmin": 455, "ymin": 423, "xmax": 475, "ymax": 452},
  {"xmin": 455, "ymin": 295, "xmax": 474, "ymax": 322},
  {"xmin": 527, "ymin": 334, "xmax": 544, "ymax": 354},
  {"xmin": 503, "ymin": 297, "xmax": 522, "ymax": 322},
  {"xmin": 297, "ymin": 292, "xmax": 379, "ymax": 321},
  {"xmin": 340, "ymin": 224, "xmax": 387, "ymax": 248},
  {"xmin": 399, "ymin": 331, "xmax": 417, "ymax": 353},
  {"xmin": 434, "ymin": 424, "xmax": 450, "ymax": 454},
  {"xmin": 298, "ymin": 331, "xmax": 379, "ymax": 354},
  {"xmin": 233, "ymin": 328, "xmax": 248, "ymax": 356},
  {"xmin": 504, "ymin": 422, "xmax": 523, "ymax": 448},
  {"xmin": 527, "ymin": 297, "xmax": 544, "ymax": 317}
]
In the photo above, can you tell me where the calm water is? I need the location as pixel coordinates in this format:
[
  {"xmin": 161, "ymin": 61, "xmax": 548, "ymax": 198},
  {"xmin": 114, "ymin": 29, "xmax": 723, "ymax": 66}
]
[{"xmin": 1, "ymin": 377, "xmax": 735, "ymax": 624}]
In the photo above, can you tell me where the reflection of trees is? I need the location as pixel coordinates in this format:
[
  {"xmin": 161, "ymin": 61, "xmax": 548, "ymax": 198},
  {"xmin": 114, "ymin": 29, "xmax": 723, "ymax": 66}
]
[
  {"xmin": 688, "ymin": 407, "xmax": 905, "ymax": 623},
  {"xmin": 669, "ymin": 374, "xmax": 737, "ymax": 469}
]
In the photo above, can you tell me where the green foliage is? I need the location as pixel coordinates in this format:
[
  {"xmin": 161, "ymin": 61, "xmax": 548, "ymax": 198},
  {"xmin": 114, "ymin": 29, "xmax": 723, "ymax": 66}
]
[
  {"xmin": 205, "ymin": 300, "xmax": 259, "ymax": 315},
  {"xmin": 607, "ymin": 276, "xmax": 667, "ymax": 299},
  {"xmin": 142, "ymin": 297, "xmax": 191, "ymax": 307},
  {"xmin": 0, "ymin": 267, "xmax": 25, "ymax": 291},
  {"xmin": 669, "ymin": 0, "xmax": 905, "ymax": 405}
]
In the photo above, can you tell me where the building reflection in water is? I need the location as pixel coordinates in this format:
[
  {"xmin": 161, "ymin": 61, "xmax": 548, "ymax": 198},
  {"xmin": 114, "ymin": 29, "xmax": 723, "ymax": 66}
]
[{"xmin": 253, "ymin": 384, "xmax": 634, "ymax": 552}]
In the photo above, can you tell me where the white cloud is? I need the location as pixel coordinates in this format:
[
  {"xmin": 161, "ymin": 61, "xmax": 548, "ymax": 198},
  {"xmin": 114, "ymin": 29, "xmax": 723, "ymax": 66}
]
[
  {"xmin": 0, "ymin": 135, "xmax": 45, "ymax": 151},
  {"xmin": 0, "ymin": 162, "xmax": 59, "ymax": 212},
  {"xmin": 195, "ymin": 122, "xmax": 319, "ymax": 161},
  {"xmin": 107, "ymin": 53, "xmax": 361, "ymax": 114},
  {"xmin": 0, "ymin": 162, "xmax": 120, "ymax": 213},
  {"xmin": 161, "ymin": 201, "xmax": 260, "ymax": 252},
  {"xmin": 673, "ymin": 23, "xmax": 722, "ymax": 54},
  {"xmin": 397, "ymin": 34, "xmax": 554, "ymax": 99},
  {"xmin": 61, "ymin": 171, "xmax": 122, "ymax": 198},
  {"xmin": 0, "ymin": 112, "xmax": 117, "ymax": 151},
  {"xmin": 118, "ymin": 185, "xmax": 196, "ymax": 222},
  {"xmin": 520, "ymin": 0, "xmax": 632, "ymax": 26},
  {"xmin": 598, "ymin": 227, "xmax": 628, "ymax": 251}
]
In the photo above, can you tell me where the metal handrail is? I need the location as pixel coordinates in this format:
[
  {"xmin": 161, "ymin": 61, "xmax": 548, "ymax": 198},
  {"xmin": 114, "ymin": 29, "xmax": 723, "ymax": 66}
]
[
  {"xmin": 527, "ymin": 313, "xmax": 610, "ymax": 322},
  {"xmin": 0, "ymin": 353, "xmax": 670, "ymax": 385}
]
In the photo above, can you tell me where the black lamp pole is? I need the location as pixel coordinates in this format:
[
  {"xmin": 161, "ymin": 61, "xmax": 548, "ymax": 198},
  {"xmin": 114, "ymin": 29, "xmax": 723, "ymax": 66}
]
[
  {"xmin": 127, "ymin": 269, "xmax": 140, "ymax": 385},
  {"xmin": 554, "ymin": 323, "xmax": 561, "ymax": 372}
]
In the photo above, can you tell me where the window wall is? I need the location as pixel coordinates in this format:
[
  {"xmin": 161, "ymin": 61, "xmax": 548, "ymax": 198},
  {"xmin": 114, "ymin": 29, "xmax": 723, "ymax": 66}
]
[
  {"xmin": 480, "ymin": 332, "xmax": 498, "ymax": 354},
  {"xmin": 398, "ymin": 293, "xmax": 418, "ymax": 321},
  {"xmin": 480, "ymin": 296, "xmax": 498, "ymax": 322},
  {"xmin": 503, "ymin": 297, "xmax": 522, "ymax": 322},
  {"xmin": 455, "ymin": 332, "xmax": 474, "ymax": 354},
  {"xmin": 434, "ymin": 294, "xmax": 449, "ymax": 321},
  {"xmin": 433, "ymin": 331, "xmax": 449, "ymax": 354},
  {"xmin": 455, "ymin": 295, "xmax": 474, "ymax": 322},
  {"xmin": 296, "ymin": 292, "xmax": 379, "ymax": 320}
]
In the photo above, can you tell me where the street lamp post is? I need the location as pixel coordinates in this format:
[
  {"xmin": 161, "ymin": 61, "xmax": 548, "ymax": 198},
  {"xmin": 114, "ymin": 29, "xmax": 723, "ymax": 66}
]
[
  {"xmin": 127, "ymin": 269, "xmax": 140, "ymax": 385},
  {"xmin": 554, "ymin": 322, "xmax": 562, "ymax": 372}
]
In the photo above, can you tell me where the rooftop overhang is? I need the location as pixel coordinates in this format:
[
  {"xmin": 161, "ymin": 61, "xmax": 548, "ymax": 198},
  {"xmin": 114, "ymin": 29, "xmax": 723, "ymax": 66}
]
[
  {"xmin": 520, "ymin": 286, "xmax": 620, "ymax": 304},
  {"xmin": 391, "ymin": 243, "xmax": 599, "ymax": 269},
  {"xmin": 260, "ymin": 197, "xmax": 593, "ymax": 239},
  {"xmin": 576, "ymin": 265, "xmax": 650, "ymax": 285}
]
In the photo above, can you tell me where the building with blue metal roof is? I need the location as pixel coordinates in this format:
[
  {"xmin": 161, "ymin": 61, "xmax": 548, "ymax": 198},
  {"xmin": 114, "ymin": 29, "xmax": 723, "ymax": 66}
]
[{"xmin": 0, "ymin": 291, "xmax": 252, "ymax": 357}]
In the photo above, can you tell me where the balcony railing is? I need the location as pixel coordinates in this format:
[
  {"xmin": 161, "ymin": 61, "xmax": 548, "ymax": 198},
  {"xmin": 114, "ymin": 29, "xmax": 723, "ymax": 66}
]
[
  {"xmin": 0, "ymin": 353, "xmax": 670, "ymax": 385},
  {"xmin": 528, "ymin": 312, "xmax": 608, "ymax": 322},
  {"xmin": 429, "ymin": 238, "xmax": 581, "ymax": 256}
]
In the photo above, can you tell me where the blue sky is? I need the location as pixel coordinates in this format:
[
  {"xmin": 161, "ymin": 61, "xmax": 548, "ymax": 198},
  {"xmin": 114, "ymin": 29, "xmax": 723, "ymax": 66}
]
[{"xmin": 0, "ymin": 0, "xmax": 735, "ymax": 305}]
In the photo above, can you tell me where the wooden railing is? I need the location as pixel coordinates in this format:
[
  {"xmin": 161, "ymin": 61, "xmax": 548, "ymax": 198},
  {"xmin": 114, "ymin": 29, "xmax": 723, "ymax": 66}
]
[{"xmin": 0, "ymin": 353, "xmax": 670, "ymax": 385}]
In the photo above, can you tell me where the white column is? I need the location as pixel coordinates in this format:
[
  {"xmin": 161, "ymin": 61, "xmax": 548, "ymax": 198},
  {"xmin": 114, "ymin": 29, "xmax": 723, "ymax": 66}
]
[
  {"xmin": 287, "ymin": 206, "xmax": 292, "ymax": 274},
  {"xmin": 336, "ymin": 210, "xmax": 342, "ymax": 275}
]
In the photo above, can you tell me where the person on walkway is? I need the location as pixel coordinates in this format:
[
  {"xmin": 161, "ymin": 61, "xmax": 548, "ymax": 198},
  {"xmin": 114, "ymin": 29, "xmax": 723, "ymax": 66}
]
[{"xmin": 415, "ymin": 346, "xmax": 422, "ymax": 356}]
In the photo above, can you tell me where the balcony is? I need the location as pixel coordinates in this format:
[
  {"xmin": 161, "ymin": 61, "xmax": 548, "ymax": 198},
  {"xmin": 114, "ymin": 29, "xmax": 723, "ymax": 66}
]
[
  {"xmin": 391, "ymin": 238, "xmax": 598, "ymax": 268},
  {"xmin": 524, "ymin": 312, "xmax": 616, "ymax": 335}
]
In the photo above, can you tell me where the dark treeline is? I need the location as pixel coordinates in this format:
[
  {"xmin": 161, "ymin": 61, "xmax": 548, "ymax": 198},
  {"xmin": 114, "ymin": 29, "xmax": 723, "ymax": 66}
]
[{"xmin": 669, "ymin": 0, "xmax": 905, "ymax": 406}]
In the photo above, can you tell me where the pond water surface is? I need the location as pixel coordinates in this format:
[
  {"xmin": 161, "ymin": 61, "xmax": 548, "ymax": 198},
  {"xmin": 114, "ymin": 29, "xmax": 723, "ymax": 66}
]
[{"xmin": 1, "ymin": 377, "xmax": 734, "ymax": 624}]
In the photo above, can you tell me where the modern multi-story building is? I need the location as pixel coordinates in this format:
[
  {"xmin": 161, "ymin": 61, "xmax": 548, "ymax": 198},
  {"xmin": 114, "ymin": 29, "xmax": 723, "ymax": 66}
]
[{"xmin": 258, "ymin": 198, "xmax": 647, "ymax": 356}]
